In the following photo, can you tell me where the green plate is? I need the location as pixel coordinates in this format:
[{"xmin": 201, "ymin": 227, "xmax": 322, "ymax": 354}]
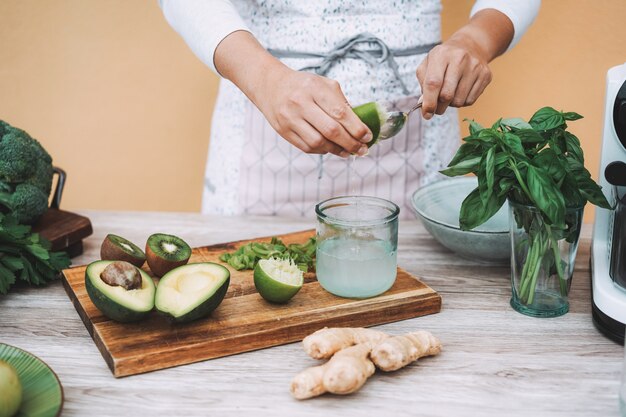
[{"xmin": 0, "ymin": 344, "xmax": 63, "ymax": 417}]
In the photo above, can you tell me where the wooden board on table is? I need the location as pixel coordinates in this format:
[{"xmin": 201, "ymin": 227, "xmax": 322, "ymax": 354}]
[
  {"xmin": 33, "ymin": 208, "xmax": 93, "ymax": 257},
  {"xmin": 61, "ymin": 230, "xmax": 441, "ymax": 377}
]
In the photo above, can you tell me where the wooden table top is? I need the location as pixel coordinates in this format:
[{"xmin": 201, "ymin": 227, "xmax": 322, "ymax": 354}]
[{"xmin": 1, "ymin": 211, "xmax": 622, "ymax": 417}]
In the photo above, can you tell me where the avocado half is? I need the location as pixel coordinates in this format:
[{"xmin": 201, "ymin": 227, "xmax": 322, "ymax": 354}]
[
  {"xmin": 85, "ymin": 260, "xmax": 156, "ymax": 322},
  {"xmin": 155, "ymin": 262, "xmax": 230, "ymax": 323}
]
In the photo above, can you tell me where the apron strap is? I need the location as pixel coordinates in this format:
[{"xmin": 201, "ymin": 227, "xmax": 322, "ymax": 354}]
[{"xmin": 268, "ymin": 32, "xmax": 439, "ymax": 95}]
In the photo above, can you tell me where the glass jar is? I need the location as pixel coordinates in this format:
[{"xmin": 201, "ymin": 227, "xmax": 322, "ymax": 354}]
[
  {"xmin": 315, "ymin": 196, "xmax": 399, "ymax": 298},
  {"xmin": 509, "ymin": 200, "xmax": 584, "ymax": 317}
]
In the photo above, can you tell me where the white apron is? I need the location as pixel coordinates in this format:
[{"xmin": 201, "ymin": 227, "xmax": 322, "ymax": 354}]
[{"xmin": 203, "ymin": 0, "xmax": 460, "ymax": 219}]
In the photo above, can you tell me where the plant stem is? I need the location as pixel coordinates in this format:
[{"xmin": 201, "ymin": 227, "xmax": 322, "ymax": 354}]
[
  {"xmin": 526, "ymin": 233, "xmax": 546, "ymax": 305},
  {"xmin": 546, "ymin": 224, "xmax": 567, "ymax": 296},
  {"xmin": 519, "ymin": 235, "xmax": 538, "ymax": 302},
  {"xmin": 508, "ymin": 160, "xmax": 532, "ymax": 202}
]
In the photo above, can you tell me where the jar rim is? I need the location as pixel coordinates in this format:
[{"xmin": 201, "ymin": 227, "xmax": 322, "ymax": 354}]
[{"xmin": 315, "ymin": 196, "xmax": 400, "ymax": 227}]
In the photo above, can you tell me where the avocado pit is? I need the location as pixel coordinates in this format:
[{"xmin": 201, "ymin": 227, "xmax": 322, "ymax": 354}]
[{"xmin": 100, "ymin": 261, "xmax": 142, "ymax": 290}]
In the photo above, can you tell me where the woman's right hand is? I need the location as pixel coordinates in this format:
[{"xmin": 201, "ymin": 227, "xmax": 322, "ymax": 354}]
[
  {"xmin": 214, "ymin": 31, "xmax": 371, "ymax": 157},
  {"xmin": 254, "ymin": 66, "xmax": 372, "ymax": 157}
]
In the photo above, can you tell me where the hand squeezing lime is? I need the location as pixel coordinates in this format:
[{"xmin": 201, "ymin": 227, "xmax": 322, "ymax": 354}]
[
  {"xmin": 352, "ymin": 102, "xmax": 389, "ymax": 147},
  {"xmin": 254, "ymin": 258, "xmax": 304, "ymax": 303}
]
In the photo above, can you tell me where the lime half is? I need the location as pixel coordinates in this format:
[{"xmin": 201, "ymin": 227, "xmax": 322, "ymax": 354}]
[
  {"xmin": 254, "ymin": 258, "xmax": 304, "ymax": 303},
  {"xmin": 352, "ymin": 102, "xmax": 389, "ymax": 147}
]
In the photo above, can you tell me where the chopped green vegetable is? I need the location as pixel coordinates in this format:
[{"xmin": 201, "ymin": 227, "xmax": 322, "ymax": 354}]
[
  {"xmin": 220, "ymin": 237, "xmax": 316, "ymax": 272},
  {"xmin": 0, "ymin": 212, "xmax": 71, "ymax": 294}
]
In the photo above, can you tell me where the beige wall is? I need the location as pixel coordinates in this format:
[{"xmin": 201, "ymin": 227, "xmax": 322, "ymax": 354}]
[{"xmin": 1, "ymin": 1, "xmax": 625, "ymax": 221}]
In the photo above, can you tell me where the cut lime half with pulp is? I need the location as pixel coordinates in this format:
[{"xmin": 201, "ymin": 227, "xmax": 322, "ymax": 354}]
[
  {"xmin": 254, "ymin": 258, "xmax": 304, "ymax": 303},
  {"xmin": 352, "ymin": 101, "xmax": 389, "ymax": 147}
]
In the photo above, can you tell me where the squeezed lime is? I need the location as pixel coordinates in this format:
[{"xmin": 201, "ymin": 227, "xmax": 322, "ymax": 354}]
[
  {"xmin": 254, "ymin": 258, "xmax": 304, "ymax": 303},
  {"xmin": 352, "ymin": 102, "xmax": 388, "ymax": 147}
]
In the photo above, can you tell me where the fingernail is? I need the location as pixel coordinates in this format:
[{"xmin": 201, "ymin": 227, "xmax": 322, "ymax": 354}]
[
  {"xmin": 357, "ymin": 146, "xmax": 369, "ymax": 156},
  {"xmin": 339, "ymin": 151, "xmax": 350, "ymax": 158},
  {"xmin": 362, "ymin": 132, "xmax": 373, "ymax": 143},
  {"xmin": 424, "ymin": 112, "xmax": 433, "ymax": 120}
]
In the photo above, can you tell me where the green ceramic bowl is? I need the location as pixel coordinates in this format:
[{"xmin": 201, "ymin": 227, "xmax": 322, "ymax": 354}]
[
  {"xmin": 0, "ymin": 344, "xmax": 63, "ymax": 417},
  {"xmin": 411, "ymin": 177, "xmax": 511, "ymax": 263}
]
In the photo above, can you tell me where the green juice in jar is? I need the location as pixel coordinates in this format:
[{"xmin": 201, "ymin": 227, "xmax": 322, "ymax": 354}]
[{"xmin": 316, "ymin": 236, "xmax": 397, "ymax": 298}]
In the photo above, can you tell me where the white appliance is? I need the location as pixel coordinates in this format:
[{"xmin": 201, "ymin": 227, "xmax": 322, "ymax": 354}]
[{"xmin": 592, "ymin": 62, "xmax": 626, "ymax": 343}]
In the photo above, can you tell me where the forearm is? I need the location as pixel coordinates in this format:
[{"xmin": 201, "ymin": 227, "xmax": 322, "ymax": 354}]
[
  {"xmin": 447, "ymin": 9, "xmax": 514, "ymax": 63},
  {"xmin": 214, "ymin": 31, "xmax": 288, "ymax": 107}
]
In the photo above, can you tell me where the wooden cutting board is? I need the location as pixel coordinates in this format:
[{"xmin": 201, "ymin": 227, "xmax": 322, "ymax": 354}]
[{"xmin": 62, "ymin": 230, "xmax": 441, "ymax": 377}]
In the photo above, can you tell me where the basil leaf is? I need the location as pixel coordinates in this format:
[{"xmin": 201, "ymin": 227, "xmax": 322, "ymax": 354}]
[
  {"xmin": 501, "ymin": 118, "xmax": 532, "ymax": 130},
  {"xmin": 563, "ymin": 111, "xmax": 583, "ymax": 121},
  {"xmin": 497, "ymin": 177, "xmax": 516, "ymax": 197},
  {"xmin": 564, "ymin": 131, "xmax": 584, "ymax": 163},
  {"xmin": 469, "ymin": 129, "xmax": 500, "ymax": 145},
  {"xmin": 561, "ymin": 173, "xmax": 585, "ymax": 208},
  {"xmin": 533, "ymin": 148, "xmax": 567, "ymax": 184},
  {"xmin": 459, "ymin": 188, "xmax": 484, "ymax": 231},
  {"xmin": 459, "ymin": 187, "xmax": 506, "ymax": 230},
  {"xmin": 526, "ymin": 165, "xmax": 566, "ymax": 226},
  {"xmin": 477, "ymin": 147, "xmax": 496, "ymax": 206},
  {"xmin": 491, "ymin": 118, "xmax": 503, "ymax": 130},
  {"xmin": 501, "ymin": 133, "xmax": 526, "ymax": 157},
  {"xmin": 515, "ymin": 129, "xmax": 545, "ymax": 144},
  {"xmin": 529, "ymin": 107, "xmax": 566, "ymax": 131},
  {"xmin": 464, "ymin": 119, "xmax": 484, "ymax": 136},
  {"xmin": 448, "ymin": 142, "xmax": 483, "ymax": 166},
  {"xmin": 577, "ymin": 176, "xmax": 611, "ymax": 209},
  {"xmin": 440, "ymin": 156, "xmax": 481, "ymax": 176}
]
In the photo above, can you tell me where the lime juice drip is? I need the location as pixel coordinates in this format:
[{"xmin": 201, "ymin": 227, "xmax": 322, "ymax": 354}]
[
  {"xmin": 347, "ymin": 154, "xmax": 358, "ymax": 196},
  {"xmin": 316, "ymin": 237, "xmax": 397, "ymax": 298}
]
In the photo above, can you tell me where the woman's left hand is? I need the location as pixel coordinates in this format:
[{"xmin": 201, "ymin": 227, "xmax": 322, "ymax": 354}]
[
  {"xmin": 416, "ymin": 38, "xmax": 492, "ymax": 120},
  {"xmin": 415, "ymin": 8, "xmax": 518, "ymax": 120}
]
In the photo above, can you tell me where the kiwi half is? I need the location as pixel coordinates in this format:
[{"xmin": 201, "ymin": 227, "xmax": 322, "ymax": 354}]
[
  {"xmin": 145, "ymin": 233, "xmax": 191, "ymax": 277},
  {"xmin": 101, "ymin": 234, "xmax": 146, "ymax": 267}
]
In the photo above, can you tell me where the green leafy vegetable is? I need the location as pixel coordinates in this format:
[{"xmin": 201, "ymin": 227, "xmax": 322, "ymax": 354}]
[
  {"xmin": 0, "ymin": 120, "xmax": 55, "ymax": 224},
  {"xmin": 442, "ymin": 107, "xmax": 612, "ymax": 304},
  {"xmin": 0, "ymin": 212, "xmax": 71, "ymax": 294},
  {"xmin": 220, "ymin": 237, "xmax": 316, "ymax": 272}
]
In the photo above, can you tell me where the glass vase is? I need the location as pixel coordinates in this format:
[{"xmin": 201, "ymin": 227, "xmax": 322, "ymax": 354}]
[{"xmin": 509, "ymin": 200, "xmax": 584, "ymax": 317}]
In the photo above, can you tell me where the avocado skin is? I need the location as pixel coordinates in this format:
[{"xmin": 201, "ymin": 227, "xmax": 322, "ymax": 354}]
[
  {"xmin": 85, "ymin": 271, "xmax": 153, "ymax": 323},
  {"xmin": 161, "ymin": 277, "xmax": 230, "ymax": 324}
]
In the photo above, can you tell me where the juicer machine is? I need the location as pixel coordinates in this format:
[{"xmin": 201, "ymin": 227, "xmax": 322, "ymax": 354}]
[{"xmin": 591, "ymin": 62, "xmax": 626, "ymax": 343}]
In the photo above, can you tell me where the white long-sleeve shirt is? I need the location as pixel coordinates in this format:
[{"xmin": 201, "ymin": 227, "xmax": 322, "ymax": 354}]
[{"xmin": 160, "ymin": 0, "xmax": 540, "ymax": 74}]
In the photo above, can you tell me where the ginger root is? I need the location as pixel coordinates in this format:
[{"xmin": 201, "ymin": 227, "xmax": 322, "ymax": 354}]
[
  {"xmin": 291, "ymin": 328, "xmax": 441, "ymax": 400},
  {"xmin": 302, "ymin": 327, "xmax": 388, "ymax": 359},
  {"xmin": 371, "ymin": 330, "xmax": 442, "ymax": 371},
  {"xmin": 290, "ymin": 342, "xmax": 376, "ymax": 400}
]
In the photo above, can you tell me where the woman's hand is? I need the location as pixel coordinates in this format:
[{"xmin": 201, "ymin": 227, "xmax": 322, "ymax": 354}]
[
  {"xmin": 255, "ymin": 67, "xmax": 372, "ymax": 157},
  {"xmin": 415, "ymin": 9, "xmax": 514, "ymax": 120},
  {"xmin": 416, "ymin": 39, "xmax": 492, "ymax": 120},
  {"xmin": 214, "ymin": 31, "xmax": 371, "ymax": 157}
]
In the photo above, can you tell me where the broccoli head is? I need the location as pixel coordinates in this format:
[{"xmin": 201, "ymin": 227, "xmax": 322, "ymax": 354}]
[
  {"xmin": 0, "ymin": 184, "xmax": 49, "ymax": 224},
  {"xmin": 0, "ymin": 120, "xmax": 55, "ymax": 223},
  {"xmin": 0, "ymin": 132, "xmax": 38, "ymax": 183}
]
